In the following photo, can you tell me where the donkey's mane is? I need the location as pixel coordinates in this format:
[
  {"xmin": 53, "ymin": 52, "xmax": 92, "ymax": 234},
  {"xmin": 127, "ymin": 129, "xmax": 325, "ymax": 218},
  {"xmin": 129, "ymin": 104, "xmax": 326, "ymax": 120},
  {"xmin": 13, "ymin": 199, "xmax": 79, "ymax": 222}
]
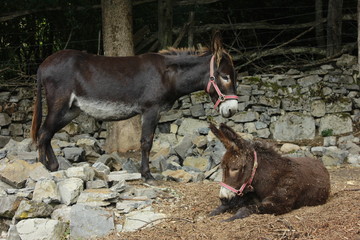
[
  {"xmin": 159, "ymin": 47, "xmax": 210, "ymax": 56},
  {"xmin": 252, "ymin": 140, "xmax": 283, "ymax": 159}
]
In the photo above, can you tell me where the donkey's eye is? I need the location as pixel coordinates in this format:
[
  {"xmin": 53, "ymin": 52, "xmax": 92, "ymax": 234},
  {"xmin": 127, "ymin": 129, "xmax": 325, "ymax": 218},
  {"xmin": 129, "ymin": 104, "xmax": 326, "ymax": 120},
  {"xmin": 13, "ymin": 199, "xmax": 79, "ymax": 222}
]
[{"xmin": 220, "ymin": 75, "xmax": 230, "ymax": 82}]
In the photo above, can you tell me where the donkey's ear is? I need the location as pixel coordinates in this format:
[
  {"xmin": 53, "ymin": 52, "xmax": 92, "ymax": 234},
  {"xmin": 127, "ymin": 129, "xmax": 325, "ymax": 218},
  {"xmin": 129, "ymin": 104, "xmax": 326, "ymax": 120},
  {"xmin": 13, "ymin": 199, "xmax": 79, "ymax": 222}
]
[
  {"xmin": 209, "ymin": 123, "xmax": 223, "ymax": 140},
  {"xmin": 210, "ymin": 123, "xmax": 237, "ymax": 150},
  {"xmin": 211, "ymin": 31, "xmax": 223, "ymax": 67},
  {"xmin": 219, "ymin": 123, "xmax": 248, "ymax": 149},
  {"xmin": 219, "ymin": 123, "xmax": 238, "ymax": 142}
]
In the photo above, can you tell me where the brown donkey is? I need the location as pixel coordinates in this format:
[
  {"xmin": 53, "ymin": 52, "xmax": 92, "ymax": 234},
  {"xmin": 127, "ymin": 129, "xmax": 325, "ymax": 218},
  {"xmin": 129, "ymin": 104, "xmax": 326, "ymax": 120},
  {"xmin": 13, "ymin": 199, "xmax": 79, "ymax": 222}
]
[
  {"xmin": 209, "ymin": 123, "xmax": 330, "ymax": 221},
  {"xmin": 31, "ymin": 32, "xmax": 238, "ymax": 183}
]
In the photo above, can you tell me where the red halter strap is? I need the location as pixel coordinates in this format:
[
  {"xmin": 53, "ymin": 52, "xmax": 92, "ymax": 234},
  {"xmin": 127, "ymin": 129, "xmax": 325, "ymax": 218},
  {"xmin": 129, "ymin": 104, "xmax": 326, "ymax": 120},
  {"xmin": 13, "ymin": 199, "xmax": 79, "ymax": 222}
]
[
  {"xmin": 220, "ymin": 151, "xmax": 258, "ymax": 197},
  {"xmin": 206, "ymin": 55, "xmax": 238, "ymax": 109}
]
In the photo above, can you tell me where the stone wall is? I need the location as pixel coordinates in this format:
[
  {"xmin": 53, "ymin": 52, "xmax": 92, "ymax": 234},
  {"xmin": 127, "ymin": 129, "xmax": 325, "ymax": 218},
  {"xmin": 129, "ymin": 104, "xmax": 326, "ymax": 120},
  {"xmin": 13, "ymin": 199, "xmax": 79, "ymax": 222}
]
[{"xmin": 0, "ymin": 54, "xmax": 359, "ymax": 149}]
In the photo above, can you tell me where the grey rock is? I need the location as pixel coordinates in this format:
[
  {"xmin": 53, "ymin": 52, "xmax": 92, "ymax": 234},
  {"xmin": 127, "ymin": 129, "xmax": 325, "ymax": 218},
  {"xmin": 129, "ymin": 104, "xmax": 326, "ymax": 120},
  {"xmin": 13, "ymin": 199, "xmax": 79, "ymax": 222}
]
[
  {"xmin": 311, "ymin": 100, "xmax": 326, "ymax": 117},
  {"xmin": 162, "ymin": 169, "xmax": 192, "ymax": 182},
  {"xmin": 122, "ymin": 158, "xmax": 140, "ymax": 173},
  {"xmin": 159, "ymin": 109, "xmax": 183, "ymax": 123},
  {"xmin": 108, "ymin": 171, "xmax": 141, "ymax": 182},
  {"xmin": 6, "ymin": 224, "xmax": 21, "ymax": 240},
  {"xmin": 326, "ymin": 98, "xmax": 352, "ymax": 113},
  {"xmin": 57, "ymin": 156, "xmax": 72, "ymax": 170},
  {"xmin": 231, "ymin": 111, "xmax": 258, "ymax": 123},
  {"xmin": 70, "ymin": 204, "xmax": 115, "ymax": 239},
  {"xmin": 77, "ymin": 189, "xmax": 119, "ymax": 207},
  {"xmin": 0, "ymin": 160, "xmax": 43, "ymax": 189},
  {"xmin": 132, "ymin": 188, "xmax": 159, "ymax": 199},
  {"xmin": 58, "ymin": 178, "xmax": 84, "ymax": 205},
  {"xmin": 86, "ymin": 179, "xmax": 108, "ymax": 189},
  {"xmin": 323, "ymin": 136, "xmax": 337, "ymax": 147},
  {"xmin": 28, "ymin": 164, "xmax": 52, "ymax": 181},
  {"xmin": 14, "ymin": 199, "xmax": 53, "ymax": 220},
  {"xmin": 51, "ymin": 205, "xmax": 71, "ymax": 223},
  {"xmin": 297, "ymin": 75, "xmax": 321, "ymax": 87},
  {"xmin": 319, "ymin": 114, "xmax": 353, "ymax": 136},
  {"xmin": 0, "ymin": 136, "xmax": 11, "ymax": 148},
  {"xmin": 336, "ymin": 54, "xmax": 357, "ymax": 67},
  {"xmin": 92, "ymin": 162, "xmax": 111, "ymax": 180},
  {"xmin": 322, "ymin": 146, "xmax": 348, "ymax": 166},
  {"xmin": 0, "ymin": 113, "xmax": 11, "ymax": 127},
  {"xmin": 110, "ymin": 180, "xmax": 126, "ymax": 193},
  {"xmin": 177, "ymin": 118, "xmax": 208, "ymax": 136},
  {"xmin": 183, "ymin": 156, "xmax": 212, "ymax": 172},
  {"xmin": 16, "ymin": 218, "xmax": 66, "ymax": 240},
  {"xmin": 63, "ymin": 147, "xmax": 85, "ymax": 162},
  {"xmin": 190, "ymin": 91, "xmax": 210, "ymax": 104},
  {"xmin": 9, "ymin": 124, "xmax": 23, "ymax": 136},
  {"xmin": 173, "ymin": 135, "xmax": 193, "ymax": 160},
  {"xmin": 65, "ymin": 165, "xmax": 95, "ymax": 181},
  {"xmin": 270, "ymin": 113, "xmax": 315, "ymax": 141},
  {"xmin": 32, "ymin": 179, "xmax": 61, "ymax": 204},
  {"xmin": 116, "ymin": 199, "xmax": 153, "ymax": 214},
  {"xmin": 0, "ymin": 195, "xmax": 23, "ymax": 218},
  {"xmin": 281, "ymin": 97, "xmax": 306, "ymax": 111},
  {"xmin": 257, "ymin": 96, "xmax": 281, "ymax": 108},
  {"xmin": 15, "ymin": 152, "xmax": 38, "ymax": 164},
  {"xmin": 123, "ymin": 208, "xmax": 166, "ymax": 232},
  {"xmin": 190, "ymin": 104, "xmax": 205, "ymax": 117}
]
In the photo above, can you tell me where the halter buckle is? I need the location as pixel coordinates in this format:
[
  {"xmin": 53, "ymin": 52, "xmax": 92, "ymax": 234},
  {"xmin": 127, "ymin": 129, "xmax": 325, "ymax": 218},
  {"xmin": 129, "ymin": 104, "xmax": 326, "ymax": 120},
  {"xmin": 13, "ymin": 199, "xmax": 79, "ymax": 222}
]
[{"xmin": 219, "ymin": 94, "xmax": 226, "ymax": 102}]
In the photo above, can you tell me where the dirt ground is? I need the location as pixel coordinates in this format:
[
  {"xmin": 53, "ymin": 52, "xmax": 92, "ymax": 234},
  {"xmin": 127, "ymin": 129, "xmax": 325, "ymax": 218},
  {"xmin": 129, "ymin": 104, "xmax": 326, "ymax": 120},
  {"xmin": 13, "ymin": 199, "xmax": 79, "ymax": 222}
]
[{"xmin": 99, "ymin": 165, "xmax": 360, "ymax": 240}]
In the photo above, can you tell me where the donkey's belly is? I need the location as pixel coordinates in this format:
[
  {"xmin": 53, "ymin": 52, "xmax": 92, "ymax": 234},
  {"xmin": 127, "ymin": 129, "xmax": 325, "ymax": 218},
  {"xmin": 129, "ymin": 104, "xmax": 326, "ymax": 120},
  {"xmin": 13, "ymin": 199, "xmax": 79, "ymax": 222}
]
[{"xmin": 71, "ymin": 94, "xmax": 140, "ymax": 120}]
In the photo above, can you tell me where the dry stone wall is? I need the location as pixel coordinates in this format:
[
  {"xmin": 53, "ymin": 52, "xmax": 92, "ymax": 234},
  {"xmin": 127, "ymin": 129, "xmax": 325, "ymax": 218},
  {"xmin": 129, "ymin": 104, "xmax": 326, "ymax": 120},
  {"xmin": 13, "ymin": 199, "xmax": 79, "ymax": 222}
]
[{"xmin": 0, "ymin": 54, "xmax": 359, "ymax": 148}]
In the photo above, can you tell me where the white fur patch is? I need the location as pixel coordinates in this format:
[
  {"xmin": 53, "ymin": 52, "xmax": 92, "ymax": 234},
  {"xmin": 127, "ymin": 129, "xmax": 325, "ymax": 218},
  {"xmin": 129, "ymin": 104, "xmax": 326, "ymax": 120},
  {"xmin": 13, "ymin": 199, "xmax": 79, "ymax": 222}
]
[
  {"xmin": 219, "ymin": 186, "xmax": 236, "ymax": 200},
  {"xmin": 219, "ymin": 99, "xmax": 238, "ymax": 118},
  {"xmin": 70, "ymin": 93, "xmax": 140, "ymax": 120}
]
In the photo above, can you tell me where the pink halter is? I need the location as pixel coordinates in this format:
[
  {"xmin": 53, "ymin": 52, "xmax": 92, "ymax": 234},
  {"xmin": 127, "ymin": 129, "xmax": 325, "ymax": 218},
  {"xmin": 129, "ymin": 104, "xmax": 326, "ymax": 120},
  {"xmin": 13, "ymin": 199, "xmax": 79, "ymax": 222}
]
[
  {"xmin": 206, "ymin": 55, "xmax": 238, "ymax": 109},
  {"xmin": 220, "ymin": 151, "xmax": 258, "ymax": 197}
]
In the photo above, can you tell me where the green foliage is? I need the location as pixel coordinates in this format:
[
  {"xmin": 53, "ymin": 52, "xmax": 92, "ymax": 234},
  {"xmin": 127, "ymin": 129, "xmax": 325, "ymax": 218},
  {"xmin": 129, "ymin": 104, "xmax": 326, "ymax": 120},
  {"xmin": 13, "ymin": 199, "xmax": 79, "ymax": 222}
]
[{"xmin": 321, "ymin": 129, "xmax": 333, "ymax": 137}]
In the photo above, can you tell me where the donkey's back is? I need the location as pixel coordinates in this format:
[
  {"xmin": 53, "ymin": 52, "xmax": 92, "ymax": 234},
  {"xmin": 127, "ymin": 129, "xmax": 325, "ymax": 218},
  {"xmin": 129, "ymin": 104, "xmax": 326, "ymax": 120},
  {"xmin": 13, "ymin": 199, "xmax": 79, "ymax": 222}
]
[{"xmin": 289, "ymin": 157, "xmax": 330, "ymax": 208}]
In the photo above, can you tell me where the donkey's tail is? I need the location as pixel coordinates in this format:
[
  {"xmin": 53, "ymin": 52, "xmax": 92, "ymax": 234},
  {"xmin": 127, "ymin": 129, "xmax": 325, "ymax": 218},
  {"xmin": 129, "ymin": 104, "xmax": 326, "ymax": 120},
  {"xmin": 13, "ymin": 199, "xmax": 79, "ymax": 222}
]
[{"xmin": 31, "ymin": 71, "xmax": 43, "ymax": 145}]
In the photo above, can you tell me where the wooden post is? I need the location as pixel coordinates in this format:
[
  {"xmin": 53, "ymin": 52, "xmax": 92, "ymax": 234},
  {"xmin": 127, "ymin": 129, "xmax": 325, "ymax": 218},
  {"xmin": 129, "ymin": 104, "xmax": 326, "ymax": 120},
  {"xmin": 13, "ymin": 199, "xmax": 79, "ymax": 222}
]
[
  {"xmin": 326, "ymin": 0, "xmax": 344, "ymax": 56},
  {"xmin": 158, "ymin": 0, "xmax": 173, "ymax": 49},
  {"xmin": 188, "ymin": 11, "xmax": 194, "ymax": 48},
  {"xmin": 315, "ymin": 0, "xmax": 325, "ymax": 48},
  {"xmin": 358, "ymin": 0, "xmax": 360, "ymax": 66}
]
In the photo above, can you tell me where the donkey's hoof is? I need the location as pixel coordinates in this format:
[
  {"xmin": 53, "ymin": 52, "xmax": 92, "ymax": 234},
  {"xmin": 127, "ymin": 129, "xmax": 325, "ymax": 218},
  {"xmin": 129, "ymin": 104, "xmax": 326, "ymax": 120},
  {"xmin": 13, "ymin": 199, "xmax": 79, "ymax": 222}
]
[
  {"xmin": 145, "ymin": 178, "xmax": 159, "ymax": 186},
  {"xmin": 142, "ymin": 172, "xmax": 158, "ymax": 186}
]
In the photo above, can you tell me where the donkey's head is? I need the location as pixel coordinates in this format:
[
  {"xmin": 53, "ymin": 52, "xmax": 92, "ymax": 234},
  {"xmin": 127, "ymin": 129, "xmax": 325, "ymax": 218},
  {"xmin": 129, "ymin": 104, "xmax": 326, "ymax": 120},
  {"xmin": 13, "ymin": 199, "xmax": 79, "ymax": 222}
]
[
  {"xmin": 210, "ymin": 123, "xmax": 256, "ymax": 200},
  {"xmin": 207, "ymin": 32, "xmax": 238, "ymax": 118}
]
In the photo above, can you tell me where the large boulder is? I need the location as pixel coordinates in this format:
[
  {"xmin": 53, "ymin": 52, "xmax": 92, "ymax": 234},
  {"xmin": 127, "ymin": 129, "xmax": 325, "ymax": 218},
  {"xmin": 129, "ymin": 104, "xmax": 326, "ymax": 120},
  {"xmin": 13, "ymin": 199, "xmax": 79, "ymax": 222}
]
[{"xmin": 270, "ymin": 113, "xmax": 315, "ymax": 141}]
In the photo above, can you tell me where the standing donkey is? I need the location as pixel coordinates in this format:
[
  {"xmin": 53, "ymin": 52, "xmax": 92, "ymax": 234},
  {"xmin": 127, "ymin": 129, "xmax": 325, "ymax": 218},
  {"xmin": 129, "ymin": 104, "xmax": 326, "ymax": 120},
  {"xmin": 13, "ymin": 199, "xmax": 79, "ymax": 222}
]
[
  {"xmin": 31, "ymin": 33, "xmax": 238, "ymax": 182},
  {"xmin": 209, "ymin": 123, "xmax": 330, "ymax": 221}
]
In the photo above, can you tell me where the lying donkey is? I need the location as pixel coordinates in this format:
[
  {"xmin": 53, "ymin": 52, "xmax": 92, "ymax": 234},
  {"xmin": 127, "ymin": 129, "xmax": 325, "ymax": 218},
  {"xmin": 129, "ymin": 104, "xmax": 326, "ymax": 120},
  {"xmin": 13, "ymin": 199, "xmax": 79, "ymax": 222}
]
[{"xmin": 209, "ymin": 123, "xmax": 330, "ymax": 221}]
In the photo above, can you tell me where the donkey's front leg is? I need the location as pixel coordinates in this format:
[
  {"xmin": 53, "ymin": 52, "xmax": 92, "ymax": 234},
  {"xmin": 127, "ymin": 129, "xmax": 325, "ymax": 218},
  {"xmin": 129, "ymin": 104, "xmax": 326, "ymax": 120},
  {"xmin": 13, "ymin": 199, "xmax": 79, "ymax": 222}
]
[
  {"xmin": 223, "ymin": 205, "xmax": 258, "ymax": 222},
  {"xmin": 140, "ymin": 108, "xmax": 160, "ymax": 183}
]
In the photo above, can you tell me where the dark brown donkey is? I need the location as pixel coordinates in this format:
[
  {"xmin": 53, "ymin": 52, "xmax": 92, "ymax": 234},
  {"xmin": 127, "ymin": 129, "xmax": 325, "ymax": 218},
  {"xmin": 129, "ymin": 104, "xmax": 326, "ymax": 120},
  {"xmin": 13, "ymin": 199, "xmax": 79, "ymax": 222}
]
[
  {"xmin": 209, "ymin": 123, "xmax": 330, "ymax": 221},
  {"xmin": 31, "ymin": 33, "xmax": 238, "ymax": 182}
]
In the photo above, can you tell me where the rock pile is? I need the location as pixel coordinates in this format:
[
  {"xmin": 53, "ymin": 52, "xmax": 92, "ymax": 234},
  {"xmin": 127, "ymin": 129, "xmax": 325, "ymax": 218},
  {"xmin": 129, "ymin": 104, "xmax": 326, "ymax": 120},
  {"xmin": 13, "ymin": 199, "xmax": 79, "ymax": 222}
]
[{"xmin": 1, "ymin": 121, "xmax": 360, "ymax": 239}]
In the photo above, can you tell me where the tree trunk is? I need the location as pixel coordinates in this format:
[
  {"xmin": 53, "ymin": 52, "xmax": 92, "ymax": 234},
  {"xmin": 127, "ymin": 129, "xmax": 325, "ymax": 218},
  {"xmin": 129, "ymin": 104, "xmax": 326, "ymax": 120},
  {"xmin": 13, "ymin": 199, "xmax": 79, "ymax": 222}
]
[
  {"xmin": 326, "ymin": 0, "xmax": 344, "ymax": 56},
  {"xmin": 315, "ymin": 0, "xmax": 325, "ymax": 48},
  {"xmin": 102, "ymin": 0, "xmax": 141, "ymax": 153}
]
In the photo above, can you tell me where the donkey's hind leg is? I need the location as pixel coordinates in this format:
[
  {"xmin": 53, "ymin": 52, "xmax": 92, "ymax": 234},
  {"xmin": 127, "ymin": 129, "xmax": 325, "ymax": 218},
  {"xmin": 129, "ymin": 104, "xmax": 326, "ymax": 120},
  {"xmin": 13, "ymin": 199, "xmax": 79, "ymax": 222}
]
[{"xmin": 38, "ymin": 103, "xmax": 80, "ymax": 171}]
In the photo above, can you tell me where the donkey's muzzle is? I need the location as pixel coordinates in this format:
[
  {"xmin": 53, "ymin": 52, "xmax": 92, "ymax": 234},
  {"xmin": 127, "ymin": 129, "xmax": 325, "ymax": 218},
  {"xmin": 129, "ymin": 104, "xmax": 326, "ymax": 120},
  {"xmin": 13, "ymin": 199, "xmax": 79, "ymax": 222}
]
[{"xmin": 219, "ymin": 99, "xmax": 238, "ymax": 118}]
